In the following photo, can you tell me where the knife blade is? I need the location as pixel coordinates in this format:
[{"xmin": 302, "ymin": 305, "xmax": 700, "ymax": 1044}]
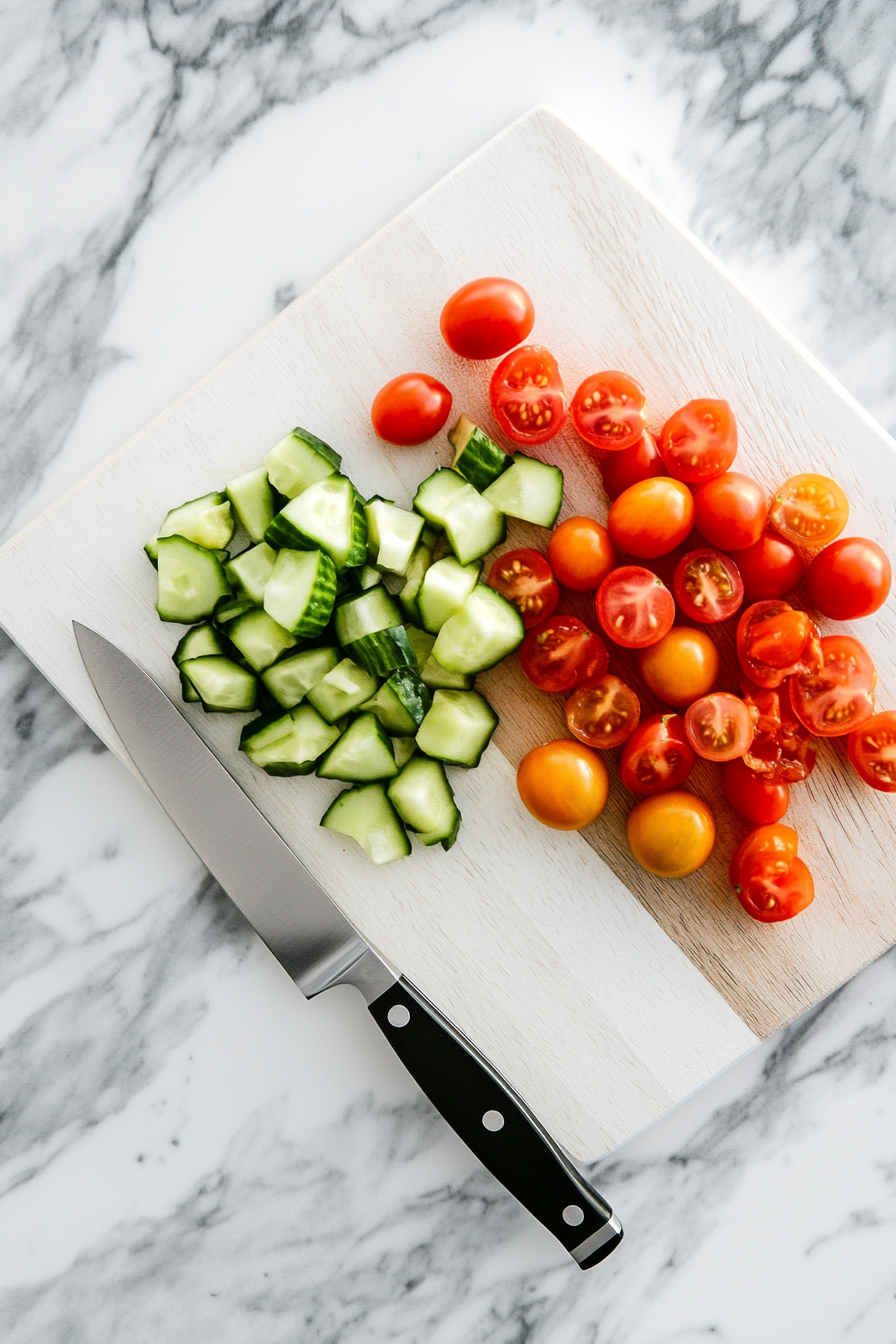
[{"xmin": 74, "ymin": 623, "xmax": 622, "ymax": 1268}]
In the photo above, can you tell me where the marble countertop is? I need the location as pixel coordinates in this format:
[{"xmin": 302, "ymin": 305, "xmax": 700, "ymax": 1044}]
[{"xmin": 2, "ymin": 1, "xmax": 896, "ymax": 1338}]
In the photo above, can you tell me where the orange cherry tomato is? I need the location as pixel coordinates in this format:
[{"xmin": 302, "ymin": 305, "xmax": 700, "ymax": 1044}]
[
  {"xmin": 734, "ymin": 532, "xmax": 803, "ymax": 602},
  {"xmin": 519, "ymin": 615, "xmax": 609, "ymax": 694},
  {"xmin": 848, "ymin": 711, "xmax": 896, "ymax": 793},
  {"xmin": 370, "ymin": 373, "xmax": 452, "ymax": 446},
  {"xmin": 516, "ymin": 739, "xmax": 609, "ymax": 830},
  {"xmin": 548, "ymin": 517, "xmax": 615, "ymax": 591},
  {"xmin": 489, "ymin": 345, "xmax": 566, "ymax": 445},
  {"xmin": 658, "ymin": 398, "xmax": 737, "ymax": 484},
  {"xmin": 566, "ymin": 674, "xmax": 640, "ymax": 749},
  {"xmin": 769, "ymin": 473, "xmax": 849, "ymax": 548},
  {"xmin": 487, "ymin": 549, "xmax": 559, "ymax": 630},
  {"xmin": 637, "ymin": 627, "xmax": 720, "ymax": 706},
  {"xmin": 693, "ymin": 472, "xmax": 767, "ymax": 551},
  {"xmin": 806, "ymin": 537, "xmax": 892, "ymax": 620},
  {"xmin": 620, "ymin": 714, "xmax": 695, "ymax": 796},
  {"xmin": 673, "ymin": 548, "xmax": 744, "ymax": 623},
  {"xmin": 685, "ymin": 692, "xmax": 754, "ymax": 761},
  {"xmin": 440, "ymin": 277, "xmax": 535, "ymax": 360},
  {"xmin": 722, "ymin": 758, "xmax": 790, "ymax": 824},
  {"xmin": 789, "ymin": 635, "xmax": 876, "ymax": 737},
  {"xmin": 595, "ymin": 566, "xmax": 676, "ymax": 649},
  {"xmin": 571, "ymin": 370, "xmax": 646, "ymax": 452},
  {"xmin": 736, "ymin": 600, "xmax": 822, "ymax": 689},
  {"xmin": 729, "ymin": 823, "xmax": 814, "ymax": 922},
  {"xmin": 607, "ymin": 477, "xmax": 695, "ymax": 559},
  {"xmin": 627, "ymin": 791, "xmax": 715, "ymax": 878}
]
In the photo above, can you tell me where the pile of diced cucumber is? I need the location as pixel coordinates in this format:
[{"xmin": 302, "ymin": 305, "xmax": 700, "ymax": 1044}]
[{"xmin": 145, "ymin": 416, "xmax": 563, "ymax": 864}]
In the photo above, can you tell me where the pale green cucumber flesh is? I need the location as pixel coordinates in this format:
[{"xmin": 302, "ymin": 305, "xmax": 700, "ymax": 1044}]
[
  {"xmin": 432, "ymin": 584, "xmax": 524, "ymax": 674},
  {"xmin": 415, "ymin": 689, "xmax": 498, "ymax": 767},
  {"xmin": 180, "ymin": 656, "xmax": 257, "ymax": 712},
  {"xmin": 417, "ymin": 556, "xmax": 480, "ymax": 633},
  {"xmin": 225, "ymin": 467, "xmax": 275, "ymax": 543},
  {"xmin": 317, "ymin": 714, "xmax": 398, "ymax": 782},
  {"xmin": 156, "ymin": 536, "xmax": 231, "ymax": 623},
  {"xmin": 360, "ymin": 667, "xmax": 431, "ymax": 735},
  {"xmin": 262, "ymin": 547, "xmax": 337, "ymax": 638},
  {"xmin": 240, "ymin": 703, "xmax": 340, "ymax": 775},
  {"xmin": 481, "ymin": 453, "xmax": 564, "ymax": 527},
  {"xmin": 226, "ymin": 608, "xmax": 296, "ymax": 672},
  {"xmin": 225, "ymin": 542, "xmax": 278, "ymax": 604},
  {"xmin": 264, "ymin": 428, "xmax": 341, "ymax": 499},
  {"xmin": 305, "ymin": 658, "xmax": 379, "ymax": 723},
  {"xmin": 146, "ymin": 492, "xmax": 234, "ymax": 561},
  {"xmin": 334, "ymin": 587, "xmax": 403, "ymax": 645},
  {"xmin": 260, "ymin": 646, "xmax": 340, "ymax": 708},
  {"xmin": 365, "ymin": 498, "xmax": 425, "ymax": 575},
  {"xmin": 264, "ymin": 476, "xmax": 367, "ymax": 570},
  {"xmin": 387, "ymin": 756, "xmax": 459, "ymax": 841},
  {"xmin": 320, "ymin": 783, "xmax": 411, "ymax": 863}
]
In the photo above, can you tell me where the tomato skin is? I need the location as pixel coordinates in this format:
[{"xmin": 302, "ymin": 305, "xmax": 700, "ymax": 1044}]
[
  {"xmin": 519, "ymin": 615, "xmax": 609, "ymax": 694},
  {"xmin": 739, "ymin": 675, "xmax": 817, "ymax": 783},
  {"xmin": 620, "ymin": 714, "xmax": 695, "ymax": 796},
  {"xmin": 693, "ymin": 472, "xmax": 767, "ymax": 551},
  {"xmin": 722, "ymin": 758, "xmax": 790, "ymax": 824},
  {"xmin": 848, "ymin": 711, "xmax": 896, "ymax": 792},
  {"xmin": 769, "ymin": 473, "xmax": 849, "ymax": 548},
  {"xmin": 685, "ymin": 692, "xmax": 754, "ymax": 762},
  {"xmin": 489, "ymin": 345, "xmax": 566, "ymax": 445},
  {"xmin": 673, "ymin": 548, "xmax": 744, "ymax": 624},
  {"xmin": 736, "ymin": 599, "xmax": 822, "ymax": 689},
  {"xmin": 734, "ymin": 533, "xmax": 802, "ymax": 603},
  {"xmin": 607, "ymin": 477, "xmax": 695, "ymax": 559},
  {"xmin": 487, "ymin": 549, "xmax": 560, "ymax": 630},
  {"xmin": 566, "ymin": 675, "xmax": 640, "ymax": 749},
  {"xmin": 637, "ymin": 627, "xmax": 719, "ymax": 706},
  {"xmin": 595, "ymin": 566, "xmax": 676, "ymax": 649},
  {"xmin": 571, "ymin": 371, "xmax": 646, "ymax": 452},
  {"xmin": 517, "ymin": 739, "xmax": 609, "ymax": 830},
  {"xmin": 729, "ymin": 824, "xmax": 814, "ymax": 923},
  {"xmin": 440, "ymin": 277, "xmax": 535, "ymax": 360},
  {"xmin": 600, "ymin": 431, "xmax": 664, "ymax": 500},
  {"xmin": 789, "ymin": 634, "xmax": 876, "ymax": 737},
  {"xmin": 548, "ymin": 517, "xmax": 615, "ymax": 591},
  {"xmin": 806, "ymin": 537, "xmax": 892, "ymax": 620},
  {"xmin": 370, "ymin": 373, "xmax": 453, "ymax": 446},
  {"xmin": 658, "ymin": 398, "xmax": 737, "ymax": 484},
  {"xmin": 627, "ymin": 791, "xmax": 715, "ymax": 878}
]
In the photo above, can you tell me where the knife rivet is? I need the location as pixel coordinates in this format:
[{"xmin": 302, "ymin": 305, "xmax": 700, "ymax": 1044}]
[
  {"xmin": 482, "ymin": 1110, "xmax": 505, "ymax": 1132},
  {"xmin": 387, "ymin": 1005, "xmax": 410, "ymax": 1028},
  {"xmin": 562, "ymin": 1204, "xmax": 585, "ymax": 1226}
]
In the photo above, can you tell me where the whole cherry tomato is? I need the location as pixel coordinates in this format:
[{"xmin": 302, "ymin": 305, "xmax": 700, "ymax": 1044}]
[
  {"xmin": 596, "ymin": 566, "xmax": 676, "ymax": 649},
  {"xmin": 722, "ymin": 757, "xmax": 790, "ymax": 824},
  {"xmin": 769, "ymin": 473, "xmax": 849, "ymax": 548},
  {"xmin": 566, "ymin": 674, "xmax": 640, "ymax": 749},
  {"xmin": 489, "ymin": 345, "xmax": 566, "ymax": 445},
  {"xmin": 729, "ymin": 823, "xmax": 814, "ymax": 922},
  {"xmin": 685, "ymin": 692, "xmax": 754, "ymax": 762},
  {"xmin": 737, "ymin": 600, "xmax": 822, "ymax": 689},
  {"xmin": 734, "ymin": 532, "xmax": 802, "ymax": 602},
  {"xmin": 607, "ymin": 477, "xmax": 695, "ymax": 559},
  {"xmin": 637, "ymin": 627, "xmax": 719, "ymax": 707},
  {"xmin": 570, "ymin": 371, "xmax": 646, "ymax": 452},
  {"xmin": 487, "ymin": 549, "xmax": 560, "ymax": 630},
  {"xmin": 517, "ymin": 740, "xmax": 609, "ymax": 830},
  {"xmin": 600, "ymin": 431, "xmax": 664, "ymax": 500},
  {"xmin": 740, "ymin": 675, "xmax": 817, "ymax": 783},
  {"xmin": 627, "ymin": 791, "xmax": 715, "ymax": 878},
  {"xmin": 548, "ymin": 517, "xmax": 615, "ymax": 591},
  {"xmin": 658, "ymin": 398, "xmax": 737, "ymax": 484},
  {"xmin": 519, "ymin": 615, "xmax": 609, "ymax": 694},
  {"xmin": 789, "ymin": 634, "xmax": 876, "ymax": 737},
  {"xmin": 806, "ymin": 537, "xmax": 892, "ymax": 620},
  {"xmin": 693, "ymin": 472, "xmax": 767, "ymax": 551},
  {"xmin": 620, "ymin": 714, "xmax": 695, "ymax": 796},
  {"xmin": 673, "ymin": 548, "xmax": 744, "ymax": 623},
  {"xmin": 848, "ymin": 711, "xmax": 896, "ymax": 793},
  {"xmin": 440, "ymin": 277, "xmax": 535, "ymax": 360},
  {"xmin": 370, "ymin": 373, "xmax": 452, "ymax": 446}
]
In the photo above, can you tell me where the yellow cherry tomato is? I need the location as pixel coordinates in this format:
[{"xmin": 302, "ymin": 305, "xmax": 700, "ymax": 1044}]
[
  {"xmin": 627, "ymin": 790, "xmax": 715, "ymax": 878},
  {"xmin": 636, "ymin": 626, "xmax": 720, "ymax": 706},
  {"xmin": 517, "ymin": 739, "xmax": 609, "ymax": 830}
]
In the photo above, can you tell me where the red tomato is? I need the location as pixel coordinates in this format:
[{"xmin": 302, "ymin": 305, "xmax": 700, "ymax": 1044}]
[
  {"xmin": 440, "ymin": 277, "xmax": 535, "ymax": 360},
  {"xmin": 769, "ymin": 473, "xmax": 849, "ymax": 548},
  {"xmin": 789, "ymin": 635, "xmax": 876, "ymax": 737},
  {"xmin": 487, "ymin": 549, "xmax": 560, "ymax": 630},
  {"xmin": 600, "ymin": 431, "xmax": 664, "ymax": 500},
  {"xmin": 806, "ymin": 537, "xmax": 892, "ymax": 620},
  {"xmin": 736, "ymin": 600, "xmax": 822, "ymax": 688},
  {"xmin": 370, "ymin": 373, "xmax": 452, "ymax": 446},
  {"xmin": 658, "ymin": 399, "xmax": 737, "ymax": 484},
  {"xmin": 848, "ymin": 711, "xmax": 896, "ymax": 793},
  {"xmin": 693, "ymin": 472, "xmax": 767, "ymax": 551},
  {"xmin": 620, "ymin": 714, "xmax": 695, "ymax": 796},
  {"xmin": 489, "ymin": 345, "xmax": 566, "ymax": 445},
  {"xmin": 548, "ymin": 517, "xmax": 615, "ymax": 591},
  {"xmin": 722, "ymin": 758, "xmax": 790, "ymax": 824},
  {"xmin": 566, "ymin": 674, "xmax": 640, "ymax": 749},
  {"xmin": 673, "ymin": 548, "xmax": 744, "ymax": 624},
  {"xmin": 730, "ymin": 824, "xmax": 814, "ymax": 922},
  {"xmin": 570, "ymin": 371, "xmax": 646, "ymax": 452},
  {"xmin": 596, "ymin": 566, "xmax": 676, "ymax": 649},
  {"xmin": 734, "ymin": 533, "xmax": 802, "ymax": 602},
  {"xmin": 607, "ymin": 477, "xmax": 695, "ymax": 560},
  {"xmin": 684, "ymin": 692, "xmax": 754, "ymax": 761},
  {"xmin": 518, "ymin": 615, "xmax": 609, "ymax": 694},
  {"xmin": 739, "ymin": 675, "xmax": 817, "ymax": 783}
]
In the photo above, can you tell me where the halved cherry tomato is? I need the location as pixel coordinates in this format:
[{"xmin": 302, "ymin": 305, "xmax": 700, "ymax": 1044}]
[
  {"xmin": 370, "ymin": 373, "xmax": 452, "ymax": 446},
  {"xmin": 489, "ymin": 345, "xmax": 566, "ymax": 445},
  {"xmin": 517, "ymin": 739, "xmax": 609, "ymax": 830},
  {"xmin": 673, "ymin": 548, "xmax": 744, "ymax": 623},
  {"xmin": 722, "ymin": 758, "xmax": 790, "ymax": 824},
  {"xmin": 736, "ymin": 600, "xmax": 822, "ymax": 688},
  {"xmin": 739, "ymin": 675, "xmax": 817, "ymax": 783},
  {"xmin": 519, "ymin": 615, "xmax": 609, "ymax": 694},
  {"xmin": 658, "ymin": 398, "xmax": 737, "ymax": 484},
  {"xmin": 620, "ymin": 714, "xmax": 695, "ymax": 796},
  {"xmin": 848, "ymin": 711, "xmax": 896, "ymax": 793},
  {"xmin": 440, "ymin": 277, "xmax": 535, "ymax": 360},
  {"xmin": 596, "ymin": 566, "xmax": 676, "ymax": 649},
  {"xmin": 789, "ymin": 635, "xmax": 876, "ymax": 737},
  {"xmin": 769, "ymin": 473, "xmax": 848, "ymax": 548},
  {"xmin": 487, "ymin": 549, "xmax": 559, "ymax": 630},
  {"xmin": 600, "ymin": 431, "xmax": 664, "ymax": 500},
  {"xmin": 734, "ymin": 532, "xmax": 802, "ymax": 602},
  {"xmin": 571, "ymin": 371, "xmax": 646, "ymax": 452},
  {"xmin": 566, "ymin": 674, "xmax": 640, "ymax": 749},
  {"xmin": 627, "ymin": 791, "xmax": 715, "ymax": 878},
  {"xmin": 637, "ymin": 627, "xmax": 719, "ymax": 706},
  {"xmin": 693, "ymin": 472, "xmax": 767, "ymax": 551},
  {"xmin": 730, "ymin": 823, "xmax": 814, "ymax": 922},
  {"xmin": 806, "ymin": 537, "xmax": 892, "ymax": 620},
  {"xmin": 607, "ymin": 477, "xmax": 694, "ymax": 559},
  {"xmin": 685, "ymin": 692, "xmax": 754, "ymax": 761},
  {"xmin": 548, "ymin": 517, "xmax": 615, "ymax": 591}
]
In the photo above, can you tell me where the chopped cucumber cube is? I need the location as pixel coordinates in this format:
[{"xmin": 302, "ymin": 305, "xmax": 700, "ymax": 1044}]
[
  {"xmin": 180, "ymin": 656, "xmax": 257, "ymax": 713},
  {"xmin": 215, "ymin": 596, "xmax": 255, "ymax": 623},
  {"xmin": 225, "ymin": 467, "xmax": 275, "ymax": 543},
  {"xmin": 404, "ymin": 624, "xmax": 435, "ymax": 667},
  {"xmin": 260, "ymin": 646, "xmax": 340, "ymax": 709},
  {"xmin": 320, "ymin": 784, "xmax": 411, "ymax": 864},
  {"xmin": 349, "ymin": 626, "xmax": 416, "ymax": 677},
  {"xmin": 263, "ymin": 547, "xmax": 337, "ymax": 638},
  {"xmin": 417, "ymin": 556, "xmax": 480, "ymax": 633},
  {"xmin": 482, "ymin": 453, "xmax": 564, "ymax": 528},
  {"xmin": 416, "ymin": 689, "xmax": 498, "ymax": 767},
  {"xmin": 388, "ymin": 756, "xmax": 460, "ymax": 847},
  {"xmin": 365, "ymin": 497, "xmax": 425, "ymax": 575},
  {"xmin": 317, "ymin": 713, "xmax": 398, "ymax": 782},
  {"xmin": 240, "ymin": 703, "xmax": 340, "ymax": 775},
  {"xmin": 264, "ymin": 427, "xmax": 341, "ymax": 499},
  {"xmin": 399, "ymin": 524, "xmax": 438, "ymax": 624},
  {"xmin": 145, "ymin": 491, "xmax": 234, "ymax": 562},
  {"xmin": 360, "ymin": 668, "xmax": 431, "ymax": 735},
  {"xmin": 432, "ymin": 584, "xmax": 524, "ymax": 674},
  {"xmin": 225, "ymin": 542, "xmax": 278, "ymax": 604},
  {"xmin": 173, "ymin": 623, "xmax": 229, "ymax": 665},
  {"xmin": 413, "ymin": 468, "xmax": 505, "ymax": 565},
  {"xmin": 404, "ymin": 624, "xmax": 474, "ymax": 690},
  {"xmin": 306, "ymin": 658, "xmax": 379, "ymax": 723},
  {"xmin": 391, "ymin": 737, "xmax": 417, "ymax": 769},
  {"xmin": 227, "ymin": 608, "xmax": 296, "ymax": 672},
  {"xmin": 156, "ymin": 535, "xmax": 231, "ymax": 624},
  {"xmin": 264, "ymin": 475, "xmax": 367, "ymax": 571},
  {"xmin": 335, "ymin": 587, "xmax": 403, "ymax": 645},
  {"xmin": 448, "ymin": 415, "xmax": 510, "ymax": 492}
]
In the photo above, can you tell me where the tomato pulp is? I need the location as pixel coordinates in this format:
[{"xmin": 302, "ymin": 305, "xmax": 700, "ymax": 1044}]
[
  {"xmin": 789, "ymin": 634, "xmax": 876, "ymax": 737},
  {"xmin": 736, "ymin": 599, "xmax": 822, "ymax": 688},
  {"xmin": 769, "ymin": 473, "xmax": 849, "ymax": 548},
  {"xmin": 620, "ymin": 714, "xmax": 695, "ymax": 796},
  {"xmin": 673, "ymin": 548, "xmax": 744, "ymax": 623},
  {"xmin": 370, "ymin": 373, "xmax": 452, "ymax": 446},
  {"xmin": 848, "ymin": 711, "xmax": 896, "ymax": 793},
  {"xmin": 658, "ymin": 398, "xmax": 737, "ymax": 484},
  {"xmin": 489, "ymin": 345, "xmax": 566, "ymax": 445},
  {"xmin": 596, "ymin": 566, "xmax": 676, "ymax": 649},
  {"xmin": 730, "ymin": 824, "xmax": 814, "ymax": 922},
  {"xmin": 566, "ymin": 674, "xmax": 640, "ymax": 749},
  {"xmin": 571, "ymin": 370, "xmax": 646, "ymax": 452},
  {"xmin": 685, "ymin": 692, "xmax": 754, "ymax": 762},
  {"xmin": 487, "ymin": 549, "xmax": 559, "ymax": 630},
  {"xmin": 519, "ymin": 615, "xmax": 608, "ymax": 694},
  {"xmin": 440, "ymin": 277, "xmax": 535, "ymax": 360},
  {"xmin": 740, "ymin": 675, "xmax": 817, "ymax": 783}
]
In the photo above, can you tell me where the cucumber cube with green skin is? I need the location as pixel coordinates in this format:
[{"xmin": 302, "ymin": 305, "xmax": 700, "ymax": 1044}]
[
  {"xmin": 365, "ymin": 497, "xmax": 425, "ymax": 575},
  {"xmin": 263, "ymin": 547, "xmax": 337, "ymax": 638},
  {"xmin": 432, "ymin": 584, "xmax": 524, "ymax": 674},
  {"xmin": 180, "ymin": 656, "xmax": 257, "ymax": 712},
  {"xmin": 145, "ymin": 492, "xmax": 234, "ymax": 562},
  {"xmin": 225, "ymin": 467, "xmax": 275, "ymax": 542},
  {"xmin": 215, "ymin": 596, "xmax": 255, "ymax": 623},
  {"xmin": 260, "ymin": 646, "xmax": 340, "ymax": 709},
  {"xmin": 403, "ymin": 624, "xmax": 474, "ymax": 691},
  {"xmin": 317, "ymin": 713, "xmax": 398, "ymax": 782},
  {"xmin": 306, "ymin": 658, "xmax": 379, "ymax": 723},
  {"xmin": 349, "ymin": 625, "xmax": 416, "ymax": 677},
  {"xmin": 416, "ymin": 689, "xmax": 498, "ymax": 767},
  {"xmin": 264, "ymin": 475, "xmax": 367, "ymax": 571},
  {"xmin": 227, "ymin": 608, "xmax": 296, "ymax": 672},
  {"xmin": 413, "ymin": 468, "xmax": 505, "ymax": 566},
  {"xmin": 264, "ymin": 427, "xmax": 341, "ymax": 499},
  {"xmin": 448, "ymin": 415, "xmax": 510, "ymax": 492},
  {"xmin": 413, "ymin": 468, "xmax": 468, "ymax": 525},
  {"xmin": 403, "ymin": 623, "xmax": 435, "ymax": 667},
  {"xmin": 225, "ymin": 542, "xmax": 278, "ymax": 604},
  {"xmin": 173, "ymin": 623, "xmax": 229, "ymax": 665},
  {"xmin": 388, "ymin": 756, "xmax": 460, "ymax": 845},
  {"xmin": 156, "ymin": 535, "xmax": 232, "ymax": 624},
  {"xmin": 320, "ymin": 784, "xmax": 411, "ymax": 864},
  {"xmin": 399, "ymin": 524, "xmax": 438, "ymax": 624},
  {"xmin": 417, "ymin": 556, "xmax": 480, "ymax": 633},
  {"xmin": 334, "ymin": 587, "xmax": 403, "ymax": 645},
  {"xmin": 481, "ymin": 453, "xmax": 564, "ymax": 528},
  {"xmin": 240, "ymin": 703, "xmax": 340, "ymax": 775},
  {"xmin": 361, "ymin": 668, "xmax": 432, "ymax": 735}
]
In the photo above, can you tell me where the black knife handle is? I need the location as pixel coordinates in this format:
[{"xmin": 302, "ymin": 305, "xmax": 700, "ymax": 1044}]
[{"xmin": 369, "ymin": 978, "xmax": 622, "ymax": 1268}]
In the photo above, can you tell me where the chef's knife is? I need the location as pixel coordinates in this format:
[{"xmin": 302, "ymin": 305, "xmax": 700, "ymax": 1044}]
[{"xmin": 74, "ymin": 623, "xmax": 622, "ymax": 1268}]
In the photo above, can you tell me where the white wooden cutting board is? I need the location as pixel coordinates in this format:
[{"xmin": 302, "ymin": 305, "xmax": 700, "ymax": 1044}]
[{"xmin": 4, "ymin": 107, "xmax": 896, "ymax": 1161}]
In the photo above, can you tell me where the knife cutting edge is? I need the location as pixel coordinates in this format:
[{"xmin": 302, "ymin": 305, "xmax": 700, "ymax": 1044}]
[{"xmin": 73, "ymin": 623, "xmax": 623, "ymax": 1268}]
